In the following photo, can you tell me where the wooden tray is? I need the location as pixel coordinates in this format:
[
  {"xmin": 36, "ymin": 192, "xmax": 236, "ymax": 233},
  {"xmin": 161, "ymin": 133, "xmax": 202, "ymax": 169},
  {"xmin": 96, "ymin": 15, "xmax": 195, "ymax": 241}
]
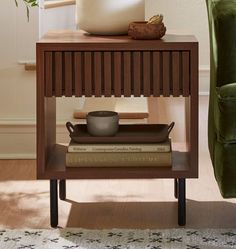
[{"xmin": 66, "ymin": 122, "xmax": 174, "ymax": 144}]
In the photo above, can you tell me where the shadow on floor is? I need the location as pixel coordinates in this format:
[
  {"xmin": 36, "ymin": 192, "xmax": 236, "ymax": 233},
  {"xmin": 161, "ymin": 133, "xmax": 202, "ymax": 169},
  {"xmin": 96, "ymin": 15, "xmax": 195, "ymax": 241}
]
[{"xmin": 65, "ymin": 199, "xmax": 236, "ymax": 229}]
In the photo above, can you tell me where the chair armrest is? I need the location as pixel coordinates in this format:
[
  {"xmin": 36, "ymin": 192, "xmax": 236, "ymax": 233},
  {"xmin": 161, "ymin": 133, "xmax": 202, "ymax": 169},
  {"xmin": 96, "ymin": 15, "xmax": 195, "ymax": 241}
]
[
  {"xmin": 215, "ymin": 82, "xmax": 236, "ymax": 143},
  {"xmin": 218, "ymin": 82, "xmax": 236, "ymax": 100}
]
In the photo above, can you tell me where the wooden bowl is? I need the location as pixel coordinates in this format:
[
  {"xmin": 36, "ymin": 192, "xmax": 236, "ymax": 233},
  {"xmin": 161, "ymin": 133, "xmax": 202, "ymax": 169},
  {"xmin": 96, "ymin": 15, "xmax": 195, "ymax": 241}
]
[{"xmin": 128, "ymin": 21, "xmax": 166, "ymax": 40}]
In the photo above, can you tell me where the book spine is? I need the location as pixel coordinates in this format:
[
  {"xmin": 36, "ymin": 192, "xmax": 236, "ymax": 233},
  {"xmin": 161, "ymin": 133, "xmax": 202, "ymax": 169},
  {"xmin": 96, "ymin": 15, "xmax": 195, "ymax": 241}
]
[
  {"xmin": 68, "ymin": 144, "xmax": 170, "ymax": 153},
  {"xmin": 66, "ymin": 152, "xmax": 172, "ymax": 167}
]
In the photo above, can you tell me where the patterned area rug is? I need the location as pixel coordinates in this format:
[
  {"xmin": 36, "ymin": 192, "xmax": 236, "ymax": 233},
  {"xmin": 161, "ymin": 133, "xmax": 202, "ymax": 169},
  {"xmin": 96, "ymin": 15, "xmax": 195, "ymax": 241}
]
[{"xmin": 0, "ymin": 228, "xmax": 236, "ymax": 249}]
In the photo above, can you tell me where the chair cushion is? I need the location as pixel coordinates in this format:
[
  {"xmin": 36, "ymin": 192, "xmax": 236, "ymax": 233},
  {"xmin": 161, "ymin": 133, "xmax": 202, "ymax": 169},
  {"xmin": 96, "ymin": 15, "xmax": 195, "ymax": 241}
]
[
  {"xmin": 215, "ymin": 83, "xmax": 236, "ymax": 143},
  {"xmin": 215, "ymin": 141, "xmax": 236, "ymax": 198}
]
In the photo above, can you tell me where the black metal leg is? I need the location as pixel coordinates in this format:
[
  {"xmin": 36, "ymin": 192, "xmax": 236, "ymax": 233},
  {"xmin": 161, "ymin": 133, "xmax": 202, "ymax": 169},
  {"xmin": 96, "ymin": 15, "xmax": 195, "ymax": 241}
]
[
  {"xmin": 50, "ymin": 179, "xmax": 58, "ymax": 228},
  {"xmin": 178, "ymin": 178, "xmax": 186, "ymax": 226},
  {"xmin": 174, "ymin": 178, "xmax": 178, "ymax": 199},
  {"xmin": 59, "ymin": 179, "xmax": 66, "ymax": 200}
]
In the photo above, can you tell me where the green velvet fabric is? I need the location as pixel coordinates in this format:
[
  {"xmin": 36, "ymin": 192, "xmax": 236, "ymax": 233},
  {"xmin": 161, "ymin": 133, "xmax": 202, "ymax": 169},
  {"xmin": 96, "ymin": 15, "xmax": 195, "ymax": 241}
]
[
  {"xmin": 216, "ymin": 84, "xmax": 236, "ymax": 143},
  {"xmin": 206, "ymin": 0, "xmax": 236, "ymax": 197}
]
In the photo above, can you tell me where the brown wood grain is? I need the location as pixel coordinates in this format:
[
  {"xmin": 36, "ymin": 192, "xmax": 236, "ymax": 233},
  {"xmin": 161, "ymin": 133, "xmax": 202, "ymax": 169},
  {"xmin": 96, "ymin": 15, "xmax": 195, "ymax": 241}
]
[
  {"xmin": 104, "ymin": 52, "xmax": 112, "ymax": 97},
  {"xmin": 74, "ymin": 52, "xmax": 83, "ymax": 97},
  {"xmin": 143, "ymin": 51, "xmax": 151, "ymax": 97},
  {"xmin": 172, "ymin": 52, "xmax": 180, "ymax": 97},
  {"xmin": 37, "ymin": 31, "xmax": 198, "ymax": 181},
  {"xmin": 114, "ymin": 52, "xmax": 122, "ymax": 97},
  {"xmin": 152, "ymin": 52, "xmax": 161, "ymax": 97},
  {"xmin": 45, "ymin": 52, "xmax": 53, "ymax": 97},
  {"xmin": 44, "ymin": 145, "xmax": 192, "ymax": 179},
  {"xmin": 55, "ymin": 52, "xmax": 63, "ymax": 97},
  {"xmin": 36, "ymin": 45, "xmax": 46, "ymax": 177},
  {"xmin": 94, "ymin": 52, "xmax": 102, "ymax": 97},
  {"xmin": 84, "ymin": 52, "xmax": 92, "ymax": 97},
  {"xmin": 39, "ymin": 30, "xmax": 197, "ymax": 51},
  {"xmin": 123, "ymin": 52, "xmax": 131, "ymax": 97},
  {"xmin": 45, "ymin": 97, "xmax": 56, "ymax": 164},
  {"xmin": 133, "ymin": 52, "xmax": 141, "ymax": 97},
  {"xmin": 163, "ymin": 51, "xmax": 170, "ymax": 97},
  {"xmin": 64, "ymin": 52, "xmax": 73, "ymax": 97},
  {"xmin": 189, "ymin": 44, "xmax": 199, "ymax": 177},
  {"xmin": 183, "ymin": 51, "xmax": 190, "ymax": 97}
]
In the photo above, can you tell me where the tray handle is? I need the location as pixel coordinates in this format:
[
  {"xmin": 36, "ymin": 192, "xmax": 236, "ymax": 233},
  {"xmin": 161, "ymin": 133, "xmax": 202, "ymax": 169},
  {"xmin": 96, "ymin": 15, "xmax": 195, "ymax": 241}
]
[
  {"xmin": 66, "ymin": 122, "xmax": 75, "ymax": 135},
  {"xmin": 168, "ymin": 122, "xmax": 175, "ymax": 135}
]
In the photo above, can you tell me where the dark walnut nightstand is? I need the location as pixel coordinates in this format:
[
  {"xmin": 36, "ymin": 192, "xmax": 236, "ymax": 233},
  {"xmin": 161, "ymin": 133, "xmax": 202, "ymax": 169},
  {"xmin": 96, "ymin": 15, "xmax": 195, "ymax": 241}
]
[{"xmin": 36, "ymin": 30, "xmax": 198, "ymax": 227}]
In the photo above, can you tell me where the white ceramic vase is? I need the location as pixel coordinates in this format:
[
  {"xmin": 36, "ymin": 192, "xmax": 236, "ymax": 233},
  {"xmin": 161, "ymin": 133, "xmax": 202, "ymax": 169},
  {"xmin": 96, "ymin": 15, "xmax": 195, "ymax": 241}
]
[{"xmin": 76, "ymin": 0, "xmax": 145, "ymax": 35}]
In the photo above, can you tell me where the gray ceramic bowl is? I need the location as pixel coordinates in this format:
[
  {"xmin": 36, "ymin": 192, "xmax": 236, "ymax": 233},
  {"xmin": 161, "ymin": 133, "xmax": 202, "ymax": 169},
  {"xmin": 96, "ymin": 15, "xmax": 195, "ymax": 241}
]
[{"xmin": 86, "ymin": 111, "xmax": 119, "ymax": 137}]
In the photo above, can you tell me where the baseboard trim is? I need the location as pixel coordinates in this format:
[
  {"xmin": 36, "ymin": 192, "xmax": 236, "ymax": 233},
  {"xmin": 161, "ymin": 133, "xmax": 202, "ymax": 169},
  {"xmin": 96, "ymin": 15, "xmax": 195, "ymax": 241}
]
[
  {"xmin": 0, "ymin": 119, "xmax": 71, "ymax": 128},
  {"xmin": 199, "ymin": 65, "xmax": 210, "ymax": 95},
  {"xmin": 0, "ymin": 154, "xmax": 36, "ymax": 159},
  {"xmin": 199, "ymin": 92, "xmax": 209, "ymax": 96},
  {"xmin": 0, "ymin": 118, "xmax": 36, "ymax": 126},
  {"xmin": 199, "ymin": 65, "xmax": 210, "ymax": 72}
]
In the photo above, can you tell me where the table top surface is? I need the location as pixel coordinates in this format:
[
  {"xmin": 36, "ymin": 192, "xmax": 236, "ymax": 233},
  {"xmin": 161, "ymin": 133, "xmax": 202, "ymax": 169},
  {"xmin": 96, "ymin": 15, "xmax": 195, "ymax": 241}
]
[{"xmin": 38, "ymin": 30, "xmax": 198, "ymax": 45}]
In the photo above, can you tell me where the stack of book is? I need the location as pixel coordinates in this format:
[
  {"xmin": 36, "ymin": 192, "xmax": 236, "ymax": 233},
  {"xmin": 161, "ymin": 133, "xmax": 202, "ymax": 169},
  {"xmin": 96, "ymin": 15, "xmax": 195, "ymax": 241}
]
[{"xmin": 65, "ymin": 139, "xmax": 172, "ymax": 167}]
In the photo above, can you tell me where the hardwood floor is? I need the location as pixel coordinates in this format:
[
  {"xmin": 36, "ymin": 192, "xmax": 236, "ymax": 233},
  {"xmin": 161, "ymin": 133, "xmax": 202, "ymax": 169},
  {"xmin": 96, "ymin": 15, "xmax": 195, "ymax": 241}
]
[{"xmin": 0, "ymin": 96, "xmax": 235, "ymax": 229}]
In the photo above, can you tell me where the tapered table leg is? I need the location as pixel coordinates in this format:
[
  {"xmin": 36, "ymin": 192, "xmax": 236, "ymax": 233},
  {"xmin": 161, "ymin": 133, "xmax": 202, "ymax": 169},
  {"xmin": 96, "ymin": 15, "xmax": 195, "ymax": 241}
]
[
  {"xmin": 174, "ymin": 178, "xmax": 178, "ymax": 199},
  {"xmin": 178, "ymin": 178, "xmax": 186, "ymax": 226},
  {"xmin": 50, "ymin": 179, "xmax": 58, "ymax": 228},
  {"xmin": 59, "ymin": 179, "xmax": 66, "ymax": 200}
]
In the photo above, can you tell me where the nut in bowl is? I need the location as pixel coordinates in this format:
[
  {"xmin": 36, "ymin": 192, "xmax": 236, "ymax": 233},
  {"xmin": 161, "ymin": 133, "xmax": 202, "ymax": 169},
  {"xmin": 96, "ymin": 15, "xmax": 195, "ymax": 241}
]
[
  {"xmin": 128, "ymin": 14, "xmax": 166, "ymax": 40},
  {"xmin": 86, "ymin": 111, "xmax": 119, "ymax": 137}
]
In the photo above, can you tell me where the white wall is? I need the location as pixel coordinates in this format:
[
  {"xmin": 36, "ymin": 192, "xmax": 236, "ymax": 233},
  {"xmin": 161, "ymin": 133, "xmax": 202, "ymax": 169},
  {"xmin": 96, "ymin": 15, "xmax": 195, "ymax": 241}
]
[
  {"xmin": 0, "ymin": 1, "xmax": 38, "ymax": 119},
  {"xmin": 39, "ymin": 3, "xmax": 76, "ymax": 36},
  {"xmin": 0, "ymin": 1, "xmax": 38, "ymax": 158}
]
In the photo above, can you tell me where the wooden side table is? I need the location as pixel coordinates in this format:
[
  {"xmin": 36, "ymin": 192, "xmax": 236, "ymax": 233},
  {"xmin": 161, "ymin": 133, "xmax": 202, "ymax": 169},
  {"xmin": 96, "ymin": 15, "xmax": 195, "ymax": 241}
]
[{"xmin": 36, "ymin": 30, "xmax": 198, "ymax": 227}]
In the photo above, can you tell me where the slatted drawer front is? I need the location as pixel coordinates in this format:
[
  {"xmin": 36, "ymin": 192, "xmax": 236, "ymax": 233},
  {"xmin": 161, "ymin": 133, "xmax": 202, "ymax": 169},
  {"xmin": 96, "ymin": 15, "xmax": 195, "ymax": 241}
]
[{"xmin": 44, "ymin": 51, "xmax": 191, "ymax": 97}]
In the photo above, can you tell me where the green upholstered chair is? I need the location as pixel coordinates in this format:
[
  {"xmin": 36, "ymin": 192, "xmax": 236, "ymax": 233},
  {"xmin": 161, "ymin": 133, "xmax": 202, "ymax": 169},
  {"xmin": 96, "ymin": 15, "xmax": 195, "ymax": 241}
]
[{"xmin": 206, "ymin": 0, "xmax": 236, "ymax": 197}]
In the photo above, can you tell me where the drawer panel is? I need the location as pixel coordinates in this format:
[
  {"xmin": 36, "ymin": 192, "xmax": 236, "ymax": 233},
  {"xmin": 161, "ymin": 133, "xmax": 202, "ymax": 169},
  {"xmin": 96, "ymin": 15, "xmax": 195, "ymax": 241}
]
[{"xmin": 44, "ymin": 51, "xmax": 191, "ymax": 97}]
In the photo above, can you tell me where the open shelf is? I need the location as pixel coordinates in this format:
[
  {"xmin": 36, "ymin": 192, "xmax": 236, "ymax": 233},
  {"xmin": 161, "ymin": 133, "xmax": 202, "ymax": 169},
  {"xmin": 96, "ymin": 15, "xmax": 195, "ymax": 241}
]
[{"xmin": 38, "ymin": 144, "xmax": 194, "ymax": 179}]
